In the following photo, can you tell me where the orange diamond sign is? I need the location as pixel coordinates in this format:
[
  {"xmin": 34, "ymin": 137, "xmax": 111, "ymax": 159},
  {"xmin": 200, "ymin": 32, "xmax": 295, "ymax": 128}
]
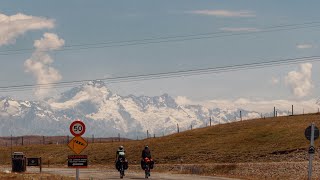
[{"xmin": 68, "ymin": 136, "xmax": 88, "ymax": 154}]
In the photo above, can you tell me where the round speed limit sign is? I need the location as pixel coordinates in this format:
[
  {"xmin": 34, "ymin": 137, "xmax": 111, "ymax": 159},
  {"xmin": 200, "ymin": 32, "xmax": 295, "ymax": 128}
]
[{"xmin": 70, "ymin": 120, "xmax": 86, "ymax": 136}]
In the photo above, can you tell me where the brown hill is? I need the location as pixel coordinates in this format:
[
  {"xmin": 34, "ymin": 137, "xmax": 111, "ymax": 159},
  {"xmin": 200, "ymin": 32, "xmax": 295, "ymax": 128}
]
[{"xmin": 0, "ymin": 113, "xmax": 318, "ymax": 166}]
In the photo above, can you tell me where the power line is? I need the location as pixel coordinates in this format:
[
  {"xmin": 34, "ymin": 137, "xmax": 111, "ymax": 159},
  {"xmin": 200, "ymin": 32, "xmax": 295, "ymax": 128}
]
[
  {"xmin": 0, "ymin": 55, "xmax": 319, "ymax": 92},
  {"xmin": 1, "ymin": 21, "xmax": 320, "ymax": 56}
]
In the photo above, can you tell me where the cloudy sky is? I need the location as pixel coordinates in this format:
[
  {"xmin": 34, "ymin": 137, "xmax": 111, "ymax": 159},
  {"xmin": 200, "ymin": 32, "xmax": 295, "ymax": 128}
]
[{"xmin": 1, "ymin": 0, "xmax": 320, "ymax": 113}]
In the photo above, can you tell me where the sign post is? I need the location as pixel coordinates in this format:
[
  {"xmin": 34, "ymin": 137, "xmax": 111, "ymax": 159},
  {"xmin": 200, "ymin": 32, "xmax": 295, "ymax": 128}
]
[
  {"xmin": 68, "ymin": 120, "xmax": 87, "ymax": 180},
  {"xmin": 305, "ymin": 123, "xmax": 319, "ymax": 180}
]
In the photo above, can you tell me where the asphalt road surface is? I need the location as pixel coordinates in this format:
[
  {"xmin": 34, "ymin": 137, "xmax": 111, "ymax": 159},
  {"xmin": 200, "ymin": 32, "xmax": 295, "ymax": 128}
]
[{"xmin": 25, "ymin": 167, "xmax": 239, "ymax": 180}]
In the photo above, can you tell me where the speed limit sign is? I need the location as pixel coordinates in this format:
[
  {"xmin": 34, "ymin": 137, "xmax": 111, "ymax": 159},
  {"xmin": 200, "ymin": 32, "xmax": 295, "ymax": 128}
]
[{"xmin": 70, "ymin": 120, "xmax": 86, "ymax": 136}]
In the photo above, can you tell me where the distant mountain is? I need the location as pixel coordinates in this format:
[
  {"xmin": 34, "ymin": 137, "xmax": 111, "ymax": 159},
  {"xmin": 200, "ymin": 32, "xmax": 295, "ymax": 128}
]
[{"xmin": 0, "ymin": 80, "xmax": 264, "ymax": 138}]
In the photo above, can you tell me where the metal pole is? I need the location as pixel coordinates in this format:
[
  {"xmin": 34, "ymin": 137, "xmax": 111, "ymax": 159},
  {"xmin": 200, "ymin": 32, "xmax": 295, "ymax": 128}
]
[
  {"xmin": 292, "ymin": 105, "xmax": 293, "ymax": 115},
  {"xmin": 10, "ymin": 134, "xmax": 12, "ymax": 156},
  {"xmin": 308, "ymin": 123, "xmax": 315, "ymax": 180},
  {"xmin": 76, "ymin": 168, "xmax": 79, "ymax": 180}
]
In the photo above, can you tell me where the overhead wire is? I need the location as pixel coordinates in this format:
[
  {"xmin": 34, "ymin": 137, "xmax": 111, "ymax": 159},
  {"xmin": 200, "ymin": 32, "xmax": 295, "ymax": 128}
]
[
  {"xmin": 0, "ymin": 21, "xmax": 320, "ymax": 56},
  {"xmin": 0, "ymin": 55, "xmax": 319, "ymax": 93}
]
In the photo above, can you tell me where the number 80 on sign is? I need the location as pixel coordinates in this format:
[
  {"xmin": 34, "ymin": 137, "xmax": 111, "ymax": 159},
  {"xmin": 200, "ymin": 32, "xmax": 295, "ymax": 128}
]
[{"xmin": 70, "ymin": 120, "xmax": 86, "ymax": 137}]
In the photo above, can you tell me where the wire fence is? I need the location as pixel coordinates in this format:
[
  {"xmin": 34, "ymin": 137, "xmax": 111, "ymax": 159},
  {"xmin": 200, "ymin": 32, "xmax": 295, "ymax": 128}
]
[{"xmin": 1, "ymin": 105, "xmax": 319, "ymax": 147}]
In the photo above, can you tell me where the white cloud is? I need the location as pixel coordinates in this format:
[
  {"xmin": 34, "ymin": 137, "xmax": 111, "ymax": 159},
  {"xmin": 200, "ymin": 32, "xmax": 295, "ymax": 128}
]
[
  {"xmin": 220, "ymin": 27, "xmax": 260, "ymax": 32},
  {"xmin": 203, "ymin": 98, "xmax": 319, "ymax": 114},
  {"xmin": 285, "ymin": 63, "xmax": 313, "ymax": 97},
  {"xmin": 0, "ymin": 13, "xmax": 54, "ymax": 46},
  {"xmin": 175, "ymin": 96, "xmax": 193, "ymax": 105},
  {"xmin": 296, "ymin": 44, "xmax": 313, "ymax": 49},
  {"xmin": 24, "ymin": 33, "xmax": 65, "ymax": 99},
  {"xmin": 189, "ymin": 10, "xmax": 255, "ymax": 17},
  {"xmin": 271, "ymin": 77, "xmax": 280, "ymax": 85}
]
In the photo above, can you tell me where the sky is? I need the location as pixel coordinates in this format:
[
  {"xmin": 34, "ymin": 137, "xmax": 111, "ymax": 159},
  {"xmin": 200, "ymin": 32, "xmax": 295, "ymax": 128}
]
[{"xmin": 1, "ymin": 0, "xmax": 320, "ymax": 113}]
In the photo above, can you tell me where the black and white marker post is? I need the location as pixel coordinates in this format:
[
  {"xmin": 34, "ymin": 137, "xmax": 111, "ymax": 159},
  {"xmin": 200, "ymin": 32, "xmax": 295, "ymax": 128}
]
[
  {"xmin": 308, "ymin": 123, "xmax": 314, "ymax": 180},
  {"xmin": 305, "ymin": 123, "xmax": 319, "ymax": 180}
]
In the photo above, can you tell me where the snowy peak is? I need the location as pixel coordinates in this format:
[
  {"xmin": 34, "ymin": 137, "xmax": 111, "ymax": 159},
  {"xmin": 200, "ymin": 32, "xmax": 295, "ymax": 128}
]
[
  {"xmin": 86, "ymin": 80, "xmax": 106, "ymax": 88},
  {"xmin": 128, "ymin": 93, "xmax": 177, "ymax": 109},
  {"xmin": 0, "ymin": 83, "xmax": 267, "ymax": 137},
  {"xmin": 52, "ymin": 80, "xmax": 113, "ymax": 107}
]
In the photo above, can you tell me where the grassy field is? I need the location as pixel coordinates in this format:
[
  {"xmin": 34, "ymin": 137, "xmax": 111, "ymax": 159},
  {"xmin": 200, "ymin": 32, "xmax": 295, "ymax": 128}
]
[{"xmin": 0, "ymin": 113, "xmax": 318, "ymax": 167}]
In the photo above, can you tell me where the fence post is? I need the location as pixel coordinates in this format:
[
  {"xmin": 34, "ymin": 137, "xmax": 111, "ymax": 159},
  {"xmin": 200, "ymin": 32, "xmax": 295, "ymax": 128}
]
[
  {"xmin": 10, "ymin": 134, "xmax": 12, "ymax": 156},
  {"xmin": 177, "ymin": 124, "xmax": 179, "ymax": 133}
]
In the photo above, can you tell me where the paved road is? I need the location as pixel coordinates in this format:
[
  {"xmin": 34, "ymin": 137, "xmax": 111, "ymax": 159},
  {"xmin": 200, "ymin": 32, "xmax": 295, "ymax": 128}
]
[{"xmin": 25, "ymin": 167, "xmax": 239, "ymax": 180}]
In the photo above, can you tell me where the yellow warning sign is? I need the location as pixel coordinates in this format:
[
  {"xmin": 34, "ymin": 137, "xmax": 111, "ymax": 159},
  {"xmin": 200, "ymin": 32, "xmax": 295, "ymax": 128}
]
[{"xmin": 68, "ymin": 136, "xmax": 88, "ymax": 154}]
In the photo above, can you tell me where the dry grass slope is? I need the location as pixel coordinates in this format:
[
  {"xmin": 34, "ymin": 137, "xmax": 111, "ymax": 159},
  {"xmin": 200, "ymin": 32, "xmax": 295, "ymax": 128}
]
[{"xmin": 0, "ymin": 113, "xmax": 318, "ymax": 166}]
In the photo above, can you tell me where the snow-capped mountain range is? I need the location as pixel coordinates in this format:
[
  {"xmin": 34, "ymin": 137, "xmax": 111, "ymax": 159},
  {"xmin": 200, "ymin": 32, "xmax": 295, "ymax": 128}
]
[{"xmin": 0, "ymin": 80, "xmax": 263, "ymax": 138}]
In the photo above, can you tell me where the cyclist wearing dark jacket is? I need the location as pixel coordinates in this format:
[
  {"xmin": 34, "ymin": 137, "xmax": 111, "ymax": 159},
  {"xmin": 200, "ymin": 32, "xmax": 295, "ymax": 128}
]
[{"xmin": 141, "ymin": 145, "xmax": 151, "ymax": 159}]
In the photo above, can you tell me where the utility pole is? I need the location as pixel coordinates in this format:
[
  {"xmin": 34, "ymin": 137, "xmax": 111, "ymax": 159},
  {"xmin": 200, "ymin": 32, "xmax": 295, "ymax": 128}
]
[
  {"xmin": 292, "ymin": 105, "xmax": 294, "ymax": 115},
  {"xmin": 240, "ymin": 111, "xmax": 242, "ymax": 121},
  {"xmin": 274, "ymin": 107, "xmax": 276, "ymax": 117}
]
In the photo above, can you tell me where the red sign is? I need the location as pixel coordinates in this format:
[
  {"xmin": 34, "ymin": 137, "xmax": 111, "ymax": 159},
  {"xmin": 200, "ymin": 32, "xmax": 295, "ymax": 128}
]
[{"xmin": 70, "ymin": 120, "xmax": 86, "ymax": 137}]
